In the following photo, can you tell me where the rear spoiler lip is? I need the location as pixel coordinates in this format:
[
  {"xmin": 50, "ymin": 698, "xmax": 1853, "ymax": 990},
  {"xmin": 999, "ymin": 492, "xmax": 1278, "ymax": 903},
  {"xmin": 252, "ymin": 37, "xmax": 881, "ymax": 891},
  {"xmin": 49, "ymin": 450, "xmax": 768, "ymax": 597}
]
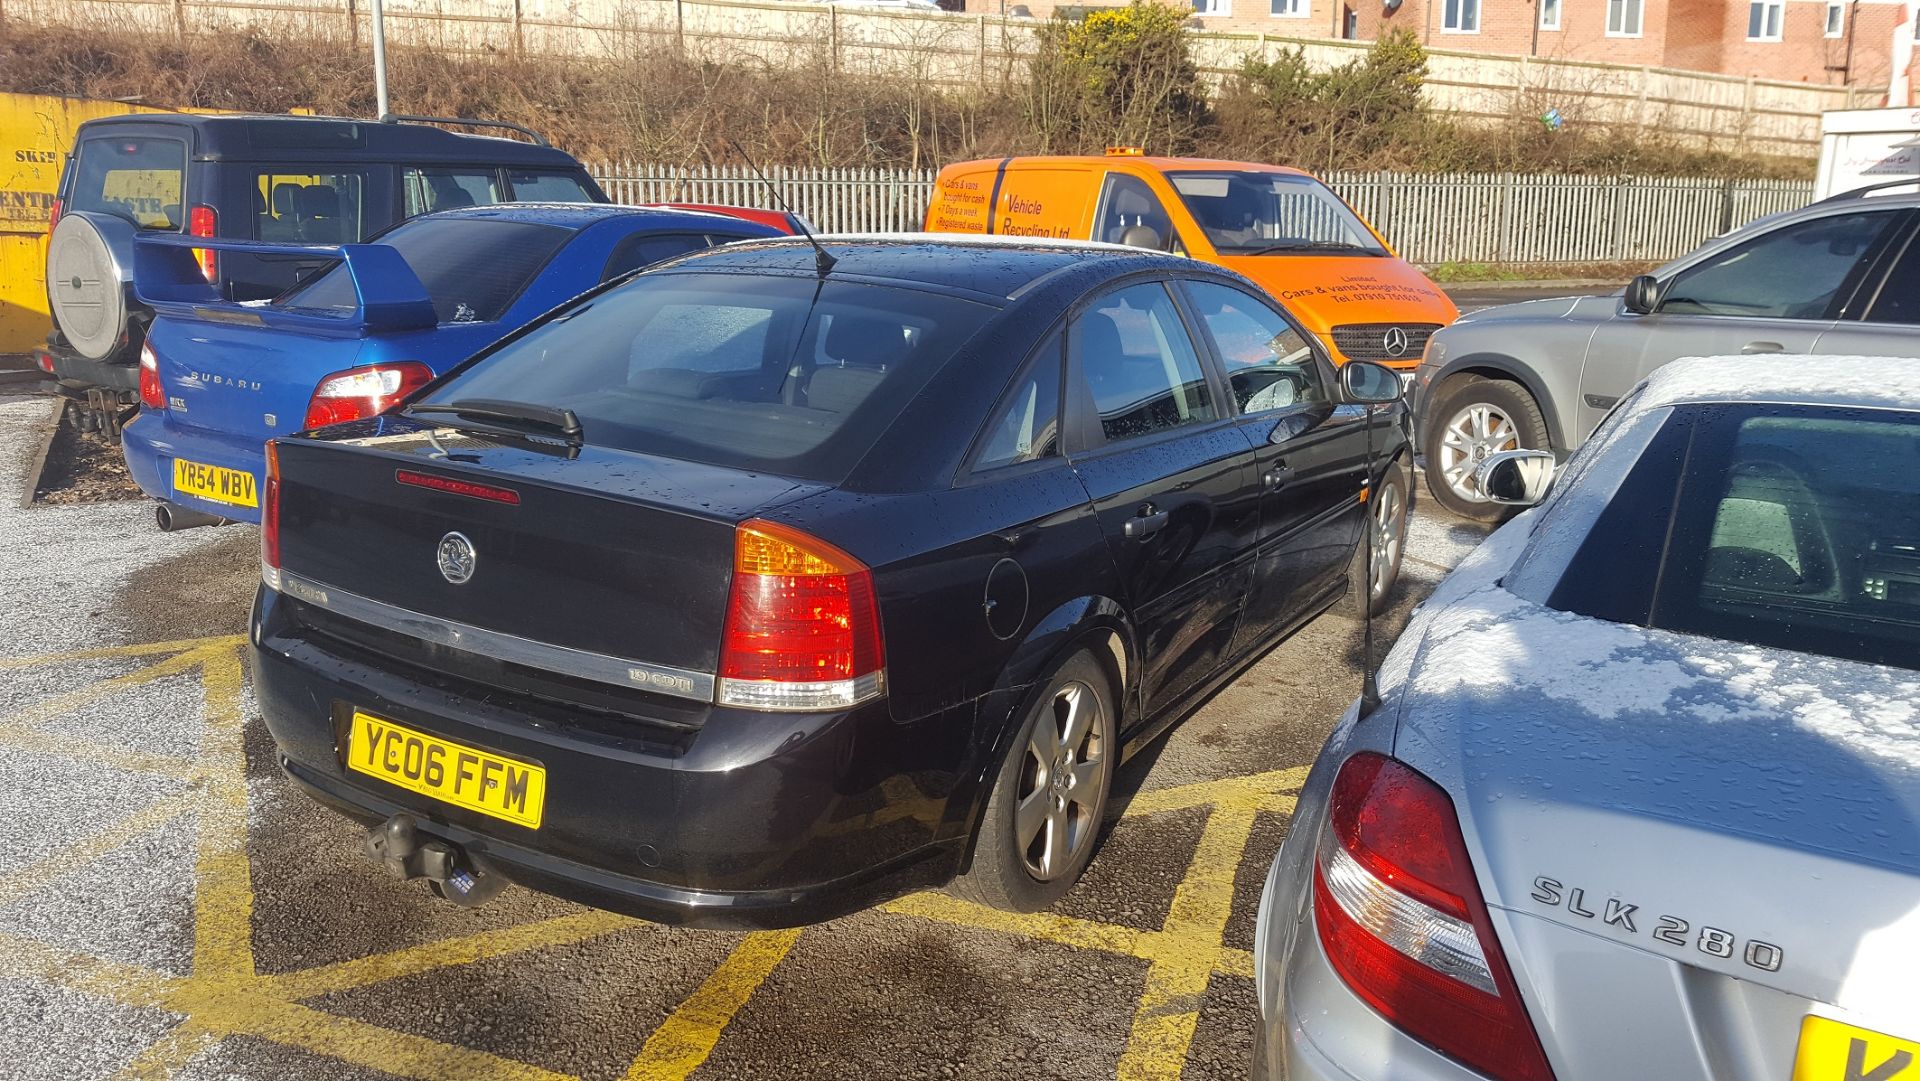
[{"xmin": 132, "ymin": 233, "xmax": 438, "ymax": 337}]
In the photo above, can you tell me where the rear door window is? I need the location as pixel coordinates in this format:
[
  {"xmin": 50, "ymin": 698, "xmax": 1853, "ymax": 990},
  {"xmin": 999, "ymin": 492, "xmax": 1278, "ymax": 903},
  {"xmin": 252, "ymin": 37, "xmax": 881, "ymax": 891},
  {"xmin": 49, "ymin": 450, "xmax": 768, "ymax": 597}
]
[
  {"xmin": 403, "ymin": 168, "xmax": 505, "ymax": 215},
  {"xmin": 1864, "ymin": 229, "xmax": 1920, "ymax": 325},
  {"xmin": 1071, "ymin": 282, "xmax": 1216, "ymax": 445},
  {"xmin": 280, "ymin": 217, "xmax": 571, "ymax": 323},
  {"xmin": 252, "ymin": 171, "xmax": 366, "ymax": 243},
  {"xmin": 508, "ymin": 170, "xmax": 597, "ymax": 203},
  {"xmin": 69, "ymin": 136, "xmax": 187, "ymax": 230},
  {"xmin": 417, "ymin": 273, "xmax": 996, "ymax": 482}
]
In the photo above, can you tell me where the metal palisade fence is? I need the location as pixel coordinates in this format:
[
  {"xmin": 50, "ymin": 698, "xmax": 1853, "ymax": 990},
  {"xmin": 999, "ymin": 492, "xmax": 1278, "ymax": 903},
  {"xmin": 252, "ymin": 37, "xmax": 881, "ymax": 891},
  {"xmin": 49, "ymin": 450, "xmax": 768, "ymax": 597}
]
[{"xmin": 590, "ymin": 162, "xmax": 1816, "ymax": 266}]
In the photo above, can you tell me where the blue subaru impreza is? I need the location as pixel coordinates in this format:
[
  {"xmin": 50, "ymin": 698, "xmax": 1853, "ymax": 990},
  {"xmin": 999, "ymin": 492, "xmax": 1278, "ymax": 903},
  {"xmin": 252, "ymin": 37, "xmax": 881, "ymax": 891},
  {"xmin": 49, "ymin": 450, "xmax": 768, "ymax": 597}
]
[{"xmin": 123, "ymin": 203, "xmax": 783, "ymax": 526}]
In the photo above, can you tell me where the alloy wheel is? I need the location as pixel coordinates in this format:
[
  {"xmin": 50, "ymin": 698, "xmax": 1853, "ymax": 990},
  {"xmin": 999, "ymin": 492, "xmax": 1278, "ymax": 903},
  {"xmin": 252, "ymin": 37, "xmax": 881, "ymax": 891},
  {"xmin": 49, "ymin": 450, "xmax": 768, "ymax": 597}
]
[
  {"xmin": 1014, "ymin": 680, "xmax": 1107, "ymax": 882},
  {"xmin": 1437, "ymin": 402, "xmax": 1520, "ymax": 503},
  {"xmin": 1369, "ymin": 478, "xmax": 1404, "ymax": 600}
]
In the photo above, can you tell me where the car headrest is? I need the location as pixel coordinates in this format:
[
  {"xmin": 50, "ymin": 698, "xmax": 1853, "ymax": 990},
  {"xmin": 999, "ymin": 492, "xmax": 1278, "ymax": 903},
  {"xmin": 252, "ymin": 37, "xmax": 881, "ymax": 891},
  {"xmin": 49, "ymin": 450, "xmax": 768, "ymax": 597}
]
[
  {"xmin": 806, "ymin": 365, "xmax": 886, "ymax": 414},
  {"xmin": 273, "ymin": 182, "xmax": 304, "ymax": 216},
  {"xmin": 823, "ymin": 315, "xmax": 911, "ymax": 370},
  {"xmin": 298, "ymin": 185, "xmax": 340, "ymax": 218}
]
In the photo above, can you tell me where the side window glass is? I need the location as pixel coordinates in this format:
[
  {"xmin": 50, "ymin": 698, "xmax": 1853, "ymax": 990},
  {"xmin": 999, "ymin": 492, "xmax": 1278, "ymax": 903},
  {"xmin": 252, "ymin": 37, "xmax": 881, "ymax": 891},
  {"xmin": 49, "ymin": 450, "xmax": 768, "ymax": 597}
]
[
  {"xmin": 604, "ymin": 233, "xmax": 721, "ymax": 281},
  {"xmin": 1865, "ymin": 235, "xmax": 1920, "ymax": 325},
  {"xmin": 508, "ymin": 170, "xmax": 596, "ymax": 203},
  {"xmin": 403, "ymin": 168, "xmax": 505, "ymax": 216},
  {"xmin": 1072, "ymin": 282, "xmax": 1216, "ymax": 444},
  {"xmin": 253, "ymin": 171, "xmax": 365, "ymax": 243},
  {"xmin": 1184, "ymin": 281, "xmax": 1326, "ymax": 414},
  {"xmin": 976, "ymin": 331, "xmax": 1062, "ymax": 471},
  {"xmin": 1661, "ymin": 211, "xmax": 1897, "ymax": 320},
  {"xmin": 1094, "ymin": 174, "xmax": 1175, "ymax": 250}
]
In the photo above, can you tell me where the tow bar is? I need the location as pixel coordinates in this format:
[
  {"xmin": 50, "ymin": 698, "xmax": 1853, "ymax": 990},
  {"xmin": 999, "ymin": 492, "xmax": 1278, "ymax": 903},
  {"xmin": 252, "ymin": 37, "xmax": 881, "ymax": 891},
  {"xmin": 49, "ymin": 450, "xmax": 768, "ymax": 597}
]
[{"xmin": 365, "ymin": 813, "xmax": 508, "ymax": 907}]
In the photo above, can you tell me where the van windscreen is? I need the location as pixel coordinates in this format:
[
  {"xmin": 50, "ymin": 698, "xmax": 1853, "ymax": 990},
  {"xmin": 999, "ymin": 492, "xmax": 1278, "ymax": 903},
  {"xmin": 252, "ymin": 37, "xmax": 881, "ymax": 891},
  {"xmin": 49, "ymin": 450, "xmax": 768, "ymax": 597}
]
[{"xmin": 1166, "ymin": 171, "xmax": 1385, "ymax": 257}]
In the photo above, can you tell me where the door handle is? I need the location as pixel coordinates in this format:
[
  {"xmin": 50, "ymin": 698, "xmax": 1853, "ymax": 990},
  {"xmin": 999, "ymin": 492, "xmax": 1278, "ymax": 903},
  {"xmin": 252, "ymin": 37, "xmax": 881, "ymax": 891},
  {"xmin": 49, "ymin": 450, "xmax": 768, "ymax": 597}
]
[
  {"xmin": 1741, "ymin": 341, "xmax": 1785, "ymax": 354},
  {"xmin": 1264, "ymin": 462, "xmax": 1295, "ymax": 491},
  {"xmin": 1124, "ymin": 504, "xmax": 1169, "ymax": 539}
]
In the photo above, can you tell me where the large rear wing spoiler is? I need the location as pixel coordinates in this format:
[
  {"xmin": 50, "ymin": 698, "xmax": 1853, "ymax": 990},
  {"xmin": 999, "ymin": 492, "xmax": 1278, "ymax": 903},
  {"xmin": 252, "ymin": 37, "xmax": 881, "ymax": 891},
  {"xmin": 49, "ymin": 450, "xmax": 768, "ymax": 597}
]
[{"xmin": 133, "ymin": 233, "xmax": 437, "ymax": 337}]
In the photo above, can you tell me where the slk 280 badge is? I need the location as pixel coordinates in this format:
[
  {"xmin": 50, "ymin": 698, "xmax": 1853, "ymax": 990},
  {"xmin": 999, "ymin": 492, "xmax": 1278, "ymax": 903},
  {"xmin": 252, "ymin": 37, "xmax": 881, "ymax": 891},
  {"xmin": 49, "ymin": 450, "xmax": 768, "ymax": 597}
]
[{"xmin": 1530, "ymin": 876, "xmax": 1783, "ymax": 973}]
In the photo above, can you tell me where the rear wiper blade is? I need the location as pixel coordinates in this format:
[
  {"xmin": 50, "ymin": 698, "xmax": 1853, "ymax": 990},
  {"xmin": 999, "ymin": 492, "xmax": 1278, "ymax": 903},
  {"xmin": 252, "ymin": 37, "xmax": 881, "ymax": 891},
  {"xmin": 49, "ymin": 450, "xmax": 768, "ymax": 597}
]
[{"xmin": 408, "ymin": 398, "xmax": 582, "ymax": 439}]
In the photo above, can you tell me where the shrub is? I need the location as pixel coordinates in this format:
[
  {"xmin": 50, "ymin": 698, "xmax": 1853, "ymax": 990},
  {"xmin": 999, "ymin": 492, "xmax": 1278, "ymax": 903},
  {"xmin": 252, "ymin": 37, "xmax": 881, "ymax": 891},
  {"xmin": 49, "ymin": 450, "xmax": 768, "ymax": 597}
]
[{"xmin": 1024, "ymin": 1, "xmax": 1211, "ymax": 155}]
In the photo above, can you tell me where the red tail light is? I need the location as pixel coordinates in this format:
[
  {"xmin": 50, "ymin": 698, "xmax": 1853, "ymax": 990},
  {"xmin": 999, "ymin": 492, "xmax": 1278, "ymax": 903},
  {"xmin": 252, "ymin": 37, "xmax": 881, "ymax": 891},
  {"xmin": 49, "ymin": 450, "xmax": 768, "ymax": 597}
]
[
  {"xmin": 262, "ymin": 440, "xmax": 282, "ymax": 586},
  {"xmin": 138, "ymin": 340, "xmax": 166, "ymax": 410},
  {"xmin": 36, "ymin": 349, "xmax": 56, "ymax": 374},
  {"xmin": 303, "ymin": 362, "xmax": 433, "ymax": 430},
  {"xmin": 189, "ymin": 204, "xmax": 217, "ymax": 282},
  {"xmin": 1312, "ymin": 753, "xmax": 1556, "ymax": 1081},
  {"xmin": 46, "ymin": 197, "xmax": 63, "ymax": 240},
  {"xmin": 718, "ymin": 519, "xmax": 886, "ymax": 711}
]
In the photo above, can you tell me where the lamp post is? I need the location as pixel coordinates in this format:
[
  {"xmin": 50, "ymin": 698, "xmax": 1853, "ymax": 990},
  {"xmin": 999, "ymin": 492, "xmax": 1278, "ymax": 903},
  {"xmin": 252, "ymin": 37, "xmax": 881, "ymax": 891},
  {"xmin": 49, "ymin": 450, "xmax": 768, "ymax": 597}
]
[{"xmin": 371, "ymin": 0, "xmax": 391, "ymax": 118}]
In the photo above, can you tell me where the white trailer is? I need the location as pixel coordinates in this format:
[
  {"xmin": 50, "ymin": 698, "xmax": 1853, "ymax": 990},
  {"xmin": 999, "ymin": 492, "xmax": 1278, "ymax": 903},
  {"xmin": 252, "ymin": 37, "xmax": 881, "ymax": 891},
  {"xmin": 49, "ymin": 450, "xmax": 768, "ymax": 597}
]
[{"xmin": 1817, "ymin": 107, "xmax": 1920, "ymax": 199}]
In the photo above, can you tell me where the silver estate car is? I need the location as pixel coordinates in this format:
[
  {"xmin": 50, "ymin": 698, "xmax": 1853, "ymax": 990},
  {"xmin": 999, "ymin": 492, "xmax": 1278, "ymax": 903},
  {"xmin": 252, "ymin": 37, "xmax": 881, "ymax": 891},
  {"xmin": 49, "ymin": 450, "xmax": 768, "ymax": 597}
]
[
  {"xmin": 1254, "ymin": 354, "xmax": 1920, "ymax": 1081},
  {"xmin": 1414, "ymin": 185, "xmax": 1920, "ymax": 521}
]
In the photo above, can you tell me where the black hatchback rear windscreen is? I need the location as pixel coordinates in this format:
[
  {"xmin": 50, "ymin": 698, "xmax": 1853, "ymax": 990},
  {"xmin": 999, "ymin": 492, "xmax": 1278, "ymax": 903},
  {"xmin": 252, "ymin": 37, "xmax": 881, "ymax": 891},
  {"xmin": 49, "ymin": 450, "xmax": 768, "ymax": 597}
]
[{"xmin": 419, "ymin": 272, "xmax": 996, "ymax": 483}]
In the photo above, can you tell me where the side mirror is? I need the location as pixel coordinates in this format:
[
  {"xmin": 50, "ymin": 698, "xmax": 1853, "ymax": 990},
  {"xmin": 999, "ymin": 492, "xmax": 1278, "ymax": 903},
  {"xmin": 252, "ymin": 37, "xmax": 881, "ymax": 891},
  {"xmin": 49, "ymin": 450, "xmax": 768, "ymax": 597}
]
[
  {"xmin": 1340, "ymin": 360, "xmax": 1402, "ymax": 405},
  {"xmin": 1118, "ymin": 225, "xmax": 1164, "ymax": 251},
  {"xmin": 1476, "ymin": 449, "xmax": 1557, "ymax": 506},
  {"xmin": 1623, "ymin": 274, "xmax": 1663, "ymax": 315}
]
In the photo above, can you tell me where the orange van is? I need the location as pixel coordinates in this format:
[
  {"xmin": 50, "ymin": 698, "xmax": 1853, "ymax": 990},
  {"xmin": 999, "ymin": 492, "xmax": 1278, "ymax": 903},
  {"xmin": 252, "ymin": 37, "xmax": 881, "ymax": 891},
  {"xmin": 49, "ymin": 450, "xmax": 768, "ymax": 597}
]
[{"xmin": 924, "ymin": 152, "xmax": 1457, "ymax": 370}]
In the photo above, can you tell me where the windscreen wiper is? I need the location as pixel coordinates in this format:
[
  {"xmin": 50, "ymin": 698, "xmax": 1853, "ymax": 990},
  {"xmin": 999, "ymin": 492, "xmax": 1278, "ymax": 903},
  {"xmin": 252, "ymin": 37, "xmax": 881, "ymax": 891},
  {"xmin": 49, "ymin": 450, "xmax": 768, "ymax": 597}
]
[
  {"xmin": 408, "ymin": 398, "xmax": 582, "ymax": 440},
  {"xmin": 1242, "ymin": 241, "xmax": 1378, "ymax": 256}
]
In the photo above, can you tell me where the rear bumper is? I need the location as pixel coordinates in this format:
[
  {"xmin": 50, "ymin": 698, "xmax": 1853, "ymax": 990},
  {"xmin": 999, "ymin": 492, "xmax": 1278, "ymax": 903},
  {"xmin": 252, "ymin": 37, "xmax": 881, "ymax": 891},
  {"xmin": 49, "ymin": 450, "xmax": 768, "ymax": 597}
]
[
  {"xmin": 250, "ymin": 585, "xmax": 976, "ymax": 928},
  {"xmin": 122, "ymin": 411, "xmax": 265, "ymax": 523},
  {"xmin": 47, "ymin": 346, "xmax": 139, "ymax": 392}
]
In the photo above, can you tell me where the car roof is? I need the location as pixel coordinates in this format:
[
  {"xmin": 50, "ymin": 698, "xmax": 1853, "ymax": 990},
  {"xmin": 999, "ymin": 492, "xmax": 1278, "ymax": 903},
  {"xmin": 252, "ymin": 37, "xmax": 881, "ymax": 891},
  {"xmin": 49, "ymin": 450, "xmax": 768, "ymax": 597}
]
[
  {"xmin": 411, "ymin": 203, "xmax": 774, "ymax": 231},
  {"xmin": 941, "ymin": 155, "xmax": 1315, "ymax": 179},
  {"xmin": 1633, "ymin": 355, "xmax": 1920, "ymax": 416},
  {"xmin": 658, "ymin": 236, "xmax": 1204, "ymax": 300},
  {"xmin": 73, "ymin": 114, "xmax": 583, "ymax": 167}
]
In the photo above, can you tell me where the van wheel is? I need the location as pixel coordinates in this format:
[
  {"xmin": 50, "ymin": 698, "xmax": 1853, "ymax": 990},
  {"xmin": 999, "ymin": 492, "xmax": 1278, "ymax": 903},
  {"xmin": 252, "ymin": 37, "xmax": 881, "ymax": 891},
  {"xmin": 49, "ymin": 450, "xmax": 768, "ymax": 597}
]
[
  {"xmin": 1340, "ymin": 458, "xmax": 1409, "ymax": 617},
  {"xmin": 1424, "ymin": 377, "xmax": 1547, "ymax": 522},
  {"xmin": 954, "ymin": 651, "xmax": 1116, "ymax": 912}
]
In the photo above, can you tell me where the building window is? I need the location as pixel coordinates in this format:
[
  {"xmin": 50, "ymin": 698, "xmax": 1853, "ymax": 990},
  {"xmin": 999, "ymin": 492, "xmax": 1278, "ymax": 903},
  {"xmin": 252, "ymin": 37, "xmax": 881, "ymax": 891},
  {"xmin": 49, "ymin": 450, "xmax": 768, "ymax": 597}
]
[
  {"xmin": 1607, "ymin": 0, "xmax": 1643, "ymax": 36},
  {"xmin": 1824, "ymin": 1, "xmax": 1844, "ymax": 37},
  {"xmin": 1540, "ymin": 0, "xmax": 1561, "ymax": 29},
  {"xmin": 1271, "ymin": 0, "xmax": 1306, "ymax": 16},
  {"xmin": 1192, "ymin": 0, "xmax": 1229, "ymax": 13},
  {"xmin": 1443, "ymin": 0, "xmax": 1479, "ymax": 32},
  {"xmin": 1748, "ymin": 0, "xmax": 1784, "ymax": 40}
]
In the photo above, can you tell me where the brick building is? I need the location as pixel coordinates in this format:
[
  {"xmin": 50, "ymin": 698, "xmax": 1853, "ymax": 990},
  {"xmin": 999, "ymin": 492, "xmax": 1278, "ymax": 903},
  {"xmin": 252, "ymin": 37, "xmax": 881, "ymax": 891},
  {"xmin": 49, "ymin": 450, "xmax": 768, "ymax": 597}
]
[{"xmin": 971, "ymin": 0, "xmax": 1920, "ymax": 94}]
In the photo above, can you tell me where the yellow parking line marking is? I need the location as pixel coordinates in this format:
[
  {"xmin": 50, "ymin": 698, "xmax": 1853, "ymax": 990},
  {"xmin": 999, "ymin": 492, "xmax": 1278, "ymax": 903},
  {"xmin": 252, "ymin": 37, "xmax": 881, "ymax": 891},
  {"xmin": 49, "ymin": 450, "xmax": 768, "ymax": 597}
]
[
  {"xmin": 0, "ymin": 725, "xmax": 203, "ymax": 780},
  {"xmin": 189, "ymin": 994, "xmax": 576, "ymax": 1081},
  {"xmin": 0, "ymin": 634, "xmax": 246, "ymax": 670},
  {"xmin": 885, "ymin": 892, "xmax": 1150, "ymax": 954},
  {"xmin": 624, "ymin": 928, "xmax": 803, "ymax": 1081},
  {"xmin": 191, "ymin": 645, "xmax": 256, "ymax": 981},
  {"xmin": 0, "ymin": 789, "xmax": 199, "ymax": 907},
  {"xmin": 270, "ymin": 911, "xmax": 638, "ymax": 1001},
  {"xmin": 105, "ymin": 1024, "xmax": 218, "ymax": 1081},
  {"xmin": 0, "ymin": 930, "xmax": 181, "ymax": 1009},
  {"xmin": 1118, "ymin": 766, "xmax": 1309, "ymax": 818},
  {"xmin": 1116, "ymin": 799, "xmax": 1263, "ymax": 1081},
  {"xmin": 0, "ymin": 646, "xmax": 210, "ymax": 730}
]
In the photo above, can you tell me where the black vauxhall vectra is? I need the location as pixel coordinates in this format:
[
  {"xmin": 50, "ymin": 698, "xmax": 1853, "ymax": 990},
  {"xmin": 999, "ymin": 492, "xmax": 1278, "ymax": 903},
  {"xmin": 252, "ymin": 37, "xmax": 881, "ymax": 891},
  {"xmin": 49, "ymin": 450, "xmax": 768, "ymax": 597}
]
[{"xmin": 250, "ymin": 235, "xmax": 1412, "ymax": 927}]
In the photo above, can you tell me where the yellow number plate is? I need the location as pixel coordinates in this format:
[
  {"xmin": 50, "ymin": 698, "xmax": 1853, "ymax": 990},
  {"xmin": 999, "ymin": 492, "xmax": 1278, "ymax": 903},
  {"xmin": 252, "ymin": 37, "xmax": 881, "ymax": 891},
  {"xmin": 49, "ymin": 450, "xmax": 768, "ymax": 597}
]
[
  {"xmin": 347, "ymin": 711, "xmax": 546, "ymax": 830},
  {"xmin": 172, "ymin": 458, "xmax": 257, "ymax": 508},
  {"xmin": 1793, "ymin": 1016, "xmax": 1919, "ymax": 1081}
]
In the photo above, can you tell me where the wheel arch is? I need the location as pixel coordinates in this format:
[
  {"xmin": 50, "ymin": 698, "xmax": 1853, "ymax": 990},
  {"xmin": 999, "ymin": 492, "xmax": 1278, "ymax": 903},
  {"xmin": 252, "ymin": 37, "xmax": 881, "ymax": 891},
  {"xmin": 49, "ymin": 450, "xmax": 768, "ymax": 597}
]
[
  {"xmin": 1429, "ymin": 353, "xmax": 1569, "ymax": 454},
  {"xmin": 944, "ymin": 593, "xmax": 1136, "ymax": 870}
]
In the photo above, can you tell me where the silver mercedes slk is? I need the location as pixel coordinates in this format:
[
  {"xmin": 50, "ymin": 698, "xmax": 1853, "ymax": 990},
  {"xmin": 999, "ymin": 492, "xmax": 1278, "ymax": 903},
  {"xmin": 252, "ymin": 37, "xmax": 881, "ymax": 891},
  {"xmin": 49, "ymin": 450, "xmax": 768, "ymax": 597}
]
[{"xmin": 1253, "ymin": 354, "xmax": 1920, "ymax": 1081}]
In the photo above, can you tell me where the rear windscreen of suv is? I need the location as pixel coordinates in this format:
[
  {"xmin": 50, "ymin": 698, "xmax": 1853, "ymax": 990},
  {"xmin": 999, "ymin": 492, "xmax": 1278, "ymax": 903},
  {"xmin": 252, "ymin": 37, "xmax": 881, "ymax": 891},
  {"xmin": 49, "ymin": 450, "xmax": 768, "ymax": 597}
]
[{"xmin": 70, "ymin": 136, "xmax": 187, "ymax": 231}]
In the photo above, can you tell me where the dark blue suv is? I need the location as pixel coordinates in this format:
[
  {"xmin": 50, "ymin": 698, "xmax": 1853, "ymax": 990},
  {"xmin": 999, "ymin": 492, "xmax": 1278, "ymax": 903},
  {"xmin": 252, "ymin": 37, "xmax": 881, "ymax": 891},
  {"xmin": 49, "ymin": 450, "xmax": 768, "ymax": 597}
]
[{"xmin": 42, "ymin": 113, "xmax": 605, "ymax": 428}]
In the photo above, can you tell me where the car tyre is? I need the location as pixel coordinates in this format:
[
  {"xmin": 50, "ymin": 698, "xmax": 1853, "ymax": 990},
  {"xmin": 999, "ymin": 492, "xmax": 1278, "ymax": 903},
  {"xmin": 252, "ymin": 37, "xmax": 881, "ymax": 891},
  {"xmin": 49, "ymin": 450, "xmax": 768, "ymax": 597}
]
[
  {"xmin": 1340, "ymin": 456, "xmax": 1410, "ymax": 617},
  {"xmin": 1424, "ymin": 376, "xmax": 1548, "ymax": 522},
  {"xmin": 953, "ymin": 650, "xmax": 1116, "ymax": 912}
]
